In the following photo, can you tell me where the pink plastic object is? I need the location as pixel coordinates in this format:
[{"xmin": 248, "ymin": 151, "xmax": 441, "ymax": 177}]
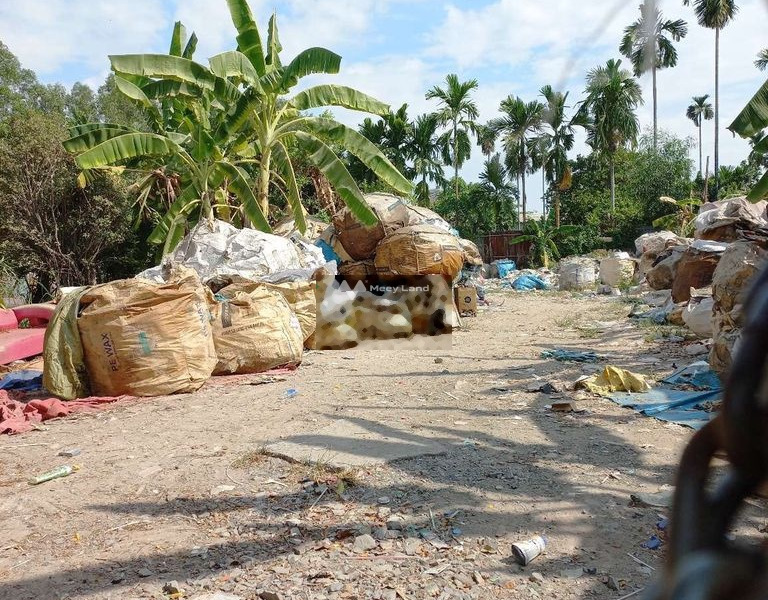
[{"xmin": 0, "ymin": 304, "xmax": 54, "ymax": 365}]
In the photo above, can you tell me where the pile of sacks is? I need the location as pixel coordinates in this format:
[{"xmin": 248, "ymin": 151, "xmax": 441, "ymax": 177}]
[
  {"xmin": 311, "ymin": 194, "xmax": 480, "ymax": 346},
  {"xmin": 318, "ymin": 193, "xmax": 474, "ymax": 286},
  {"xmin": 636, "ymin": 197, "xmax": 768, "ymax": 377},
  {"xmin": 556, "ymin": 253, "xmax": 635, "ymax": 292},
  {"xmin": 43, "ymin": 221, "xmax": 325, "ymax": 399}
]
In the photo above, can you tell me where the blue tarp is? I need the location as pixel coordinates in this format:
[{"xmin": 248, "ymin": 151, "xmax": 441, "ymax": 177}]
[
  {"xmin": 510, "ymin": 274, "xmax": 550, "ymax": 291},
  {"xmin": 608, "ymin": 361, "xmax": 721, "ymax": 430},
  {"xmin": 0, "ymin": 370, "xmax": 43, "ymax": 392},
  {"xmin": 496, "ymin": 260, "xmax": 517, "ymax": 278},
  {"xmin": 315, "ymin": 239, "xmax": 340, "ymax": 264},
  {"xmin": 542, "ymin": 348, "xmax": 602, "ymax": 363}
]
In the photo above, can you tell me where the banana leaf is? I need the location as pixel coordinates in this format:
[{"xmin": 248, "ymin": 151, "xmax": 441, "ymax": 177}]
[
  {"xmin": 214, "ymin": 162, "xmax": 271, "ymax": 232},
  {"xmin": 209, "ymin": 51, "xmax": 261, "ymax": 88},
  {"xmin": 73, "ymin": 133, "xmax": 184, "ymax": 169},
  {"xmin": 271, "ymin": 140, "xmax": 306, "ymax": 234},
  {"xmin": 729, "ymin": 78, "xmax": 768, "ymax": 139},
  {"xmin": 289, "ymin": 84, "xmax": 389, "ymax": 115},
  {"xmin": 225, "ymin": 0, "xmax": 267, "ymax": 76},
  {"xmin": 280, "ymin": 48, "xmax": 341, "ymax": 89},
  {"xmin": 295, "ymin": 131, "xmax": 377, "ymax": 226}
]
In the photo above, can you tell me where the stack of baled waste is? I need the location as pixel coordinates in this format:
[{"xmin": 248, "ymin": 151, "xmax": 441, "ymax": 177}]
[{"xmin": 634, "ymin": 197, "xmax": 768, "ymax": 376}]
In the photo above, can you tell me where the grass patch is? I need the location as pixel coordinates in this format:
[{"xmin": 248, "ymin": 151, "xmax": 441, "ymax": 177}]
[{"xmin": 231, "ymin": 447, "xmax": 269, "ymax": 468}]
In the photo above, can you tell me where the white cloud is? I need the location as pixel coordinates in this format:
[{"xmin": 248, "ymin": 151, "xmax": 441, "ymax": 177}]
[{"xmin": 0, "ymin": 0, "xmax": 167, "ymax": 77}]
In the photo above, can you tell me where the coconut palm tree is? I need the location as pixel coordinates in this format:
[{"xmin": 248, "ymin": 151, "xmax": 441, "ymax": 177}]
[
  {"xmin": 479, "ymin": 153, "xmax": 517, "ymax": 227},
  {"xmin": 535, "ymin": 85, "xmax": 582, "ymax": 227},
  {"xmin": 686, "ymin": 94, "xmax": 714, "ymax": 176},
  {"xmin": 755, "ymin": 48, "xmax": 768, "ymax": 71},
  {"xmin": 409, "ymin": 113, "xmax": 446, "ymax": 206},
  {"xmin": 619, "ymin": 1, "xmax": 687, "ymax": 149},
  {"xmin": 683, "ymin": 0, "xmax": 738, "ymax": 199},
  {"xmin": 580, "ymin": 59, "xmax": 643, "ymax": 211},
  {"xmin": 425, "ymin": 74, "xmax": 479, "ymax": 201},
  {"xmin": 488, "ymin": 96, "xmax": 544, "ymax": 224}
]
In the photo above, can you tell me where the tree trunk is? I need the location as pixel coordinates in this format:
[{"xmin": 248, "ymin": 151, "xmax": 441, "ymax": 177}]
[
  {"xmin": 521, "ymin": 146, "xmax": 527, "ymax": 224},
  {"xmin": 652, "ymin": 63, "xmax": 658, "ymax": 150},
  {"xmin": 453, "ymin": 120, "xmax": 459, "ymax": 201},
  {"xmin": 609, "ymin": 155, "xmax": 616, "ymax": 211},
  {"xmin": 542, "ymin": 168, "xmax": 546, "ymax": 216},
  {"xmin": 704, "ymin": 155, "xmax": 710, "ymax": 202},
  {"xmin": 555, "ymin": 190, "xmax": 561, "ymax": 228},
  {"xmin": 308, "ymin": 166, "xmax": 337, "ymax": 215},
  {"xmin": 714, "ymin": 27, "xmax": 720, "ymax": 201},
  {"xmin": 258, "ymin": 149, "xmax": 272, "ymax": 221},
  {"xmin": 698, "ymin": 120, "xmax": 703, "ymax": 177}
]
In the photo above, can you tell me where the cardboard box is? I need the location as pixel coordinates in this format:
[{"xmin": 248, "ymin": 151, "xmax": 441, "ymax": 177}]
[{"xmin": 454, "ymin": 286, "xmax": 477, "ymax": 315}]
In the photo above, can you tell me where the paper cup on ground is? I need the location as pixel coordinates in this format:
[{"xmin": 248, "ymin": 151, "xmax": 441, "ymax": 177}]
[{"xmin": 511, "ymin": 535, "xmax": 547, "ymax": 565}]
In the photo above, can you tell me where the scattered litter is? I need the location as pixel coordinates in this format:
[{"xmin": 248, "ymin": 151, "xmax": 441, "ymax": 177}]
[
  {"xmin": 511, "ymin": 535, "xmax": 547, "ymax": 566},
  {"xmin": 510, "ymin": 274, "xmax": 550, "ymax": 291},
  {"xmin": 551, "ymin": 401, "xmax": 577, "ymax": 413},
  {"xmin": 541, "ymin": 349, "xmax": 601, "ymax": 363},
  {"xmin": 576, "ymin": 366, "xmax": 651, "ymax": 395},
  {"xmin": 28, "ymin": 464, "xmax": 79, "ymax": 485},
  {"xmin": 641, "ymin": 535, "xmax": 662, "ymax": 550},
  {"xmin": 608, "ymin": 361, "xmax": 721, "ymax": 429},
  {"xmin": 248, "ymin": 375, "xmax": 288, "ymax": 386},
  {"xmin": 630, "ymin": 487, "xmax": 674, "ymax": 509},
  {"xmin": 527, "ymin": 382, "xmax": 559, "ymax": 394},
  {"xmin": 283, "ymin": 388, "xmax": 299, "ymax": 399},
  {"xmin": 58, "ymin": 448, "xmax": 81, "ymax": 457}
]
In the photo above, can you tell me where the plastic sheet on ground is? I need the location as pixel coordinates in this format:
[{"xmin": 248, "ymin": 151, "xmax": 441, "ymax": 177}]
[
  {"xmin": 577, "ymin": 366, "xmax": 651, "ymax": 395},
  {"xmin": 541, "ymin": 348, "xmax": 602, "ymax": 363},
  {"xmin": 0, "ymin": 370, "xmax": 43, "ymax": 392},
  {"xmin": 508, "ymin": 274, "xmax": 550, "ymax": 291},
  {"xmin": 605, "ymin": 361, "xmax": 721, "ymax": 430}
]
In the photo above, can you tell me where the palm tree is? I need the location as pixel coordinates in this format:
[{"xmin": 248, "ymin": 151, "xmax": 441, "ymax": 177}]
[
  {"xmin": 488, "ymin": 96, "xmax": 544, "ymax": 223},
  {"xmin": 686, "ymin": 94, "xmax": 714, "ymax": 176},
  {"xmin": 755, "ymin": 48, "xmax": 768, "ymax": 71},
  {"xmin": 425, "ymin": 74, "xmax": 479, "ymax": 201},
  {"xmin": 409, "ymin": 113, "xmax": 446, "ymax": 206},
  {"xmin": 536, "ymin": 85, "xmax": 581, "ymax": 227},
  {"xmin": 683, "ymin": 0, "xmax": 738, "ymax": 199},
  {"xmin": 619, "ymin": 1, "xmax": 687, "ymax": 149},
  {"xmin": 479, "ymin": 153, "xmax": 517, "ymax": 227},
  {"xmin": 580, "ymin": 58, "xmax": 643, "ymax": 211}
]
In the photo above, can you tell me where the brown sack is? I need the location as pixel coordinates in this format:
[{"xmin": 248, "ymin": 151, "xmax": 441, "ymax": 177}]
[
  {"xmin": 78, "ymin": 275, "xmax": 217, "ymax": 397},
  {"xmin": 671, "ymin": 248, "xmax": 722, "ymax": 303},
  {"xmin": 218, "ymin": 280, "xmax": 316, "ymax": 347},
  {"xmin": 333, "ymin": 193, "xmax": 410, "ymax": 260},
  {"xmin": 646, "ymin": 246, "xmax": 686, "ymax": 290},
  {"xmin": 339, "ymin": 260, "xmax": 377, "ymax": 287},
  {"xmin": 374, "ymin": 225, "xmax": 464, "ymax": 281},
  {"xmin": 212, "ymin": 286, "xmax": 303, "ymax": 375},
  {"xmin": 459, "ymin": 238, "xmax": 483, "ymax": 266}
]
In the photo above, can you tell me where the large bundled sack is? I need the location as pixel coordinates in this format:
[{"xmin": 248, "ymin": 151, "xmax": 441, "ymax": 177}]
[
  {"xmin": 682, "ymin": 295, "xmax": 715, "ymax": 338},
  {"xmin": 635, "ymin": 231, "xmax": 685, "ymax": 257},
  {"xmin": 671, "ymin": 243, "xmax": 725, "ymax": 303},
  {"xmin": 137, "ymin": 220, "xmax": 324, "ymax": 283},
  {"xmin": 646, "ymin": 245, "xmax": 687, "ymax": 290},
  {"xmin": 459, "ymin": 238, "xmax": 483, "ymax": 266},
  {"xmin": 333, "ymin": 193, "xmax": 410, "ymax": 260},
  {"xmin": 405, "ymin": 205, "xmax": 455, "ymax": 234},
  {"xmin": 77, "ymin": 274, "xmax": 217, "ymax": 397},
  {"xmin": 272, "ymin": 215, "xmax": 329, "ymax": 241},
  {"xmin": 212, "ymin": 286, "xmax": 303, "ymax": 375},
  {"xmin": 558, "ymin": 257, "xmax": 598, "ymax": 291},
  {"xmin": 374, "ymin": 225, "xmax": 464, "ymax": 280},
  {"xmin": 710, "ymin": 238, "xmax": 768, "ymax": 377},
  {"xmin": 695, "ymin": 197, "xmax": 768, "ymax": 242},
  {"xmin": 599, "ymin": 254, "xmax": 635, "ymax": 287},
  {"xmin": 216, "ymin": 278, "xmax": 316, "ymax": 348}
]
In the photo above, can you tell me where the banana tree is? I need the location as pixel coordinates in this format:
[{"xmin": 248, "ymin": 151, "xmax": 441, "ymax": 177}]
[
  {"xmin": 64, "ymin": 1, "xmax": 412, "ymax": 252},
  {"xmin": 729, "ymin": 77, "xmax": 768, "ymax": 201}
]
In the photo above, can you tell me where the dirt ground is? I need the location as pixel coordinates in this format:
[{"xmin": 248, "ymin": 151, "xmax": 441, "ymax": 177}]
[{"xmin": 1, "ymin": 289, "xmax": 764, "ymax": 600}]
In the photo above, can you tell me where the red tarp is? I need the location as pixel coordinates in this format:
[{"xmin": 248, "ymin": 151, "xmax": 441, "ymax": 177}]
[{"xmin": 0, "ymin": 391, "xmax": 124, "ymax": 435}]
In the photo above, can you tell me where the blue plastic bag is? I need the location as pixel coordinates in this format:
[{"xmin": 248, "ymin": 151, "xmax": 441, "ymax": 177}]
[
  {"xmin": 315, "ymin": 239, "xmax": 340, "ymax": 263},
  {"xmin": 496, "ymin": 260, "xmax": 517, "ymax": 278},
  {"xmin": 511, "ymin": 274, "xmax": 550, "ymax": 291}
]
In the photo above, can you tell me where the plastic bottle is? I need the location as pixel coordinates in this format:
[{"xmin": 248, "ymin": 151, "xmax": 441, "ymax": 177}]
[{"xmin": 28, "ymin": 465, "xmax": 79, "ymax": 485}]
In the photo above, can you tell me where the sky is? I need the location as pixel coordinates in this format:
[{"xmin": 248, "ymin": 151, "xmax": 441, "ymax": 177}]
[{"xmin": 1, "ymin": 0, "xmax": 766, "ymax": 213}]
